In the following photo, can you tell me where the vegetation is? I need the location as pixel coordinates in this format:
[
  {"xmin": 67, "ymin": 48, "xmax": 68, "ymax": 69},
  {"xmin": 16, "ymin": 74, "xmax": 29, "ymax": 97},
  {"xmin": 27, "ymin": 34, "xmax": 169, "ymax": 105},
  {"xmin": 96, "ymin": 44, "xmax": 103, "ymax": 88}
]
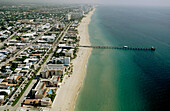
[
  {"xmin": 0, "ymin": 66, "xmax": 6, "ymax": 72},
  {"xmin": 0, "ymin": 91, "xmax": 8, "ymax": 99},
  {"xmin": 0, "ymin": 75, "xmax": 6, "ymax": 78},
  {"xmin": 48, "ymin": 94, "xmax": 56, "ymax": 102},
  {"xmin": 11, "ymin": 35, "xmax": 19, "ymax": 39},
  {"xmin": 14, "ymin": 56, "xmax": 27, "ymax": 62},
  {"xmin": 11, "ymin": 63, "xmax": 18, "ymax": 71}
]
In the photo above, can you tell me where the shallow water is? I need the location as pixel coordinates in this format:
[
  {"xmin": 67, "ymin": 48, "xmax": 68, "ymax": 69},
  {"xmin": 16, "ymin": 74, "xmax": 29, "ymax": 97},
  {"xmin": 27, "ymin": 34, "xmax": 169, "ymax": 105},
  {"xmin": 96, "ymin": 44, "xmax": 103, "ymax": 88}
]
[{"xmin": 75, "ymin": 6, "xmax": 170, "ymax": 111}]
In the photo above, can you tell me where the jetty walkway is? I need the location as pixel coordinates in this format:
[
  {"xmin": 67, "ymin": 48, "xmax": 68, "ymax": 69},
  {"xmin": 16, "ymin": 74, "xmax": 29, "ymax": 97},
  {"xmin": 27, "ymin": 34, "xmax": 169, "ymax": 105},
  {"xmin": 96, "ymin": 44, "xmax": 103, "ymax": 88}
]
[{"xmin": 78, "ymin": 45, "xmax": 156, "ymax": 51}]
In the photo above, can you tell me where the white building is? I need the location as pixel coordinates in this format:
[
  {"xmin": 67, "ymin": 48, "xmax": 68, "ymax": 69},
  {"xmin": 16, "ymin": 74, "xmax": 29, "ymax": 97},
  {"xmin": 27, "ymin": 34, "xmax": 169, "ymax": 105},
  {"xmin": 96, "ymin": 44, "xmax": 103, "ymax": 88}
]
[
  {"xmin": 42, "ymin": 36, "xmax": 55, "ymax": 42},
  {"xmin": 40, "ymin": 64, "xmax": 65, "ymax": 78},
  {"xmin": 65, "ymin": 14, "xmax": 71, "ymax": 21},
  {"xmin": 41, "ymin": 98, "xmax": 52, "ymax": 106},
  {"xmin": 63, "ymin": 49, "xmax": 74, "ymax": 58},
  {"xmin": 22, "ymin": 32, "xmax": 36, "ymax": 38},
  {"xmin": 0, "ymin": 95, "xmax": 4, "ymax": 103},
  {"xmin": 51, "ymin": 57, "xmax": 70, "ymax": 66}
]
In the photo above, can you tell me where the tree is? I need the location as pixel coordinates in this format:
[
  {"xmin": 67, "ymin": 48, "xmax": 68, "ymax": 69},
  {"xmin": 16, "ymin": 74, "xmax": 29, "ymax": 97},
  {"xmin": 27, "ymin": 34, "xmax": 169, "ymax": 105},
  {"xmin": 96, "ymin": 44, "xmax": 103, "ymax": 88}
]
[
  {"xmin": 0, "ymin": 66, "xmax": 6, "ymax": 72},
  {"xmin": 0, "ymin": 91, "xmax": 8, "ymax": 98}
]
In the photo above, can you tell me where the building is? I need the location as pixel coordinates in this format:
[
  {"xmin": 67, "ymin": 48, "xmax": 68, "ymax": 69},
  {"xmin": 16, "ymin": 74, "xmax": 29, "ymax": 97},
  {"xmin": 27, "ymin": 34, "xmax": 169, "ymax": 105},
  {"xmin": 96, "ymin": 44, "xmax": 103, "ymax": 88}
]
[
  {"xmin": 49, "ymin": 57, "xmax": 70, "ymax": 66},
  {"xmin": 41, "ymin": 98, "xmax": 52, "ymax": 106},
  {"xmin": 71, "ymin": 12, "xmax": 83, "ymax": 20},
  {"xmin": 42, "ymin": 36, "xmax": 55, "ymax": 42},
  {"xmin": 32, "ymin": 81, "xmax": 47, "ymax": 99},
  {"xmin": 40, "ymin": 76, "xmax": 60, "ymax": 87},
  {"xmin": 21, "ymin": 32, "xmax": 36, "ymax": 38},
  {"xmin": 3, "ymin": 75, "xmax": 21, "ymax": 84},
  {"xmin": 0, "ymin": 95, "xmax": 4, "ymax": 104},
  {"xmin": 63, "ymin": 49, "xmax": 74, "ymax": 58},
  {"xmin": 40, "ymin": 64, "xmax": 65, "ymax": 78},
  {"xmin": 24, "ymin": 99, "xmax": 41, "ymax": 105},
  {"xmin": 65, "ymin": 14, "xmax": 71, "ymax": 21}
]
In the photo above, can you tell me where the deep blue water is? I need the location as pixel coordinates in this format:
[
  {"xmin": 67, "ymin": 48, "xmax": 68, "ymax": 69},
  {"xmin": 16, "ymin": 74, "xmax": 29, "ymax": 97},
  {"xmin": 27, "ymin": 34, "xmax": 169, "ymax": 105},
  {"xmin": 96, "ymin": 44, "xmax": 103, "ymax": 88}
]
[{"xmin": 76, "ymin": 6, "xmax": 170, "ymax": 111}]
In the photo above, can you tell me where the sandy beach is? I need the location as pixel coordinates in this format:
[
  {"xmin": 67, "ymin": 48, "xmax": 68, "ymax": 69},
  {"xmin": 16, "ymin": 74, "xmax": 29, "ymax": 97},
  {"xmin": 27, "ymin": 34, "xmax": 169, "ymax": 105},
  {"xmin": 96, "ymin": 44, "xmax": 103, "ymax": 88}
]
[{"xmin": 51, "ymin": 9, "xmax": 95, "ymax": 111}]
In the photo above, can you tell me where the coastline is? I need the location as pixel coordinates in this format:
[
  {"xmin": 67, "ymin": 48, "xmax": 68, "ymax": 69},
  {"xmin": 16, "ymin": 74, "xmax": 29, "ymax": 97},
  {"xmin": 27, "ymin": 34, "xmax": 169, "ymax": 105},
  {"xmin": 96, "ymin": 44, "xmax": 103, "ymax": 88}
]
[{"xmin": 51, "ymin": 8, "xmax": 95, "ymax": 111}]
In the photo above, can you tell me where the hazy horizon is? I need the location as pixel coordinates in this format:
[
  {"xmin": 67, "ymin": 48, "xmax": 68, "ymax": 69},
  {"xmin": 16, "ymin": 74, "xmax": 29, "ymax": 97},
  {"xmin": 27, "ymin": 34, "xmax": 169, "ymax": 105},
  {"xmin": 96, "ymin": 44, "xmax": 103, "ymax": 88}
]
[{"xmin": 1, "ymin": 0, "xmax": 170, "ymax": 6}]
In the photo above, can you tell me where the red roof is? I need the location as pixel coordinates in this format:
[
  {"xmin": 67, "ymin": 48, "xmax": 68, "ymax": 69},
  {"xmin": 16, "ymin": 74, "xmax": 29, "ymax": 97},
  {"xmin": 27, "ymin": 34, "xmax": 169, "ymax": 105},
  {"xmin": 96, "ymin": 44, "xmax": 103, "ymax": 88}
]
[
  {"xmin": 41, "ymin": 82, "xmax": 46, "ymax": 89},
  {"xmin": 43, "ymin": 89, "xmax": 47, "ymax": 95}
]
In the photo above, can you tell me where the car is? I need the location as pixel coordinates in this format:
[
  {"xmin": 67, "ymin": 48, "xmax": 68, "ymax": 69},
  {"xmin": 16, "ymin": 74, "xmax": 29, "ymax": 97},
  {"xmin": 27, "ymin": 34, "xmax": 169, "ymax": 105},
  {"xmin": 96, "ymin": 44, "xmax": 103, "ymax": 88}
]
[{"xmin": 7, "ymin": 101, "xmax": 11, "ymax": 105}]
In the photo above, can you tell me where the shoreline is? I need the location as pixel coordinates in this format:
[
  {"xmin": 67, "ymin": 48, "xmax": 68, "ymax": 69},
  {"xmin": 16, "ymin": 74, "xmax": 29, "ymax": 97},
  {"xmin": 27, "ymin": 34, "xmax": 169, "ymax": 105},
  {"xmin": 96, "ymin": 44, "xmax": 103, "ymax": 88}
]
[{"xmin": 51, "ymin": 8, "xmax": 95, "ymax": 111}]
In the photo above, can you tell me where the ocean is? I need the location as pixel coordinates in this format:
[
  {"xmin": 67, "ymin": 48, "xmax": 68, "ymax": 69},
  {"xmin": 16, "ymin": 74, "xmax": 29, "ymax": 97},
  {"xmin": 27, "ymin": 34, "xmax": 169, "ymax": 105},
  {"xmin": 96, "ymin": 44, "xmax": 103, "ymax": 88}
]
[{"xmin": 75, "ymin": 5, "xmax": 170, "ymax": 111}]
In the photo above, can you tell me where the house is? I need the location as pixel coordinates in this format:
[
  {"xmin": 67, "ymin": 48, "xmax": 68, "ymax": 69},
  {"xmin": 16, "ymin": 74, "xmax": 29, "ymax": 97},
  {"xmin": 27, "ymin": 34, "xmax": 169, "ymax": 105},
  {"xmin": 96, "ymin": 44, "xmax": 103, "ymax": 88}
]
[
  {"xmin": 21, "ymin": 38, "xmax": 29, "ymax": 43},
  {"xmin": 21, "ymin": 32, "xmax": 36, "ymax": 38},
  {"xmin": 0, "ymin": 50, "xmax": 9, "ymax": 55},
  {"xmin": 3, "ymin": 75, "xmax": 21, "ymax": 84},
  {"xmin": 37, "ymin": 40, "xmax": 47, "ymax": 43},
  {"xmin": 42, "ymin": 36, "xmax": 55, "ymax": 42},
  {"xmin": 0, "ymin": 84, "xmax": 10, "ymax": 90},
  {"xmin": 9, "ymin": 39, "xmax": 18, "ymax": 43},
  {"xmin": 24, "ymin": 58, "xmax": 38, "ymax": 65},
  {"xmin": 24, "ymin": 99, "xmax": 41, "ymax": 105},
  {"xmin": 56, "ymin": 49, "xmax": 62, "ymax": 54},
  {"xmin": 0, "ymin": 34, "xmax": 7, "ymax": 39},
  {"xmin": 14, "ymin": 68, "xmax": 22, "ymax": 72},
  {"xmin": 0, "ymin": 53, "xmax": 6, "ymax": 62},
  {"xmin": 6, "ymin": 46, "xmax": 17, "ymax": 53},
  {"xmin": 58, "ymin": 44, "xmax": 73, "ymax": 49}
]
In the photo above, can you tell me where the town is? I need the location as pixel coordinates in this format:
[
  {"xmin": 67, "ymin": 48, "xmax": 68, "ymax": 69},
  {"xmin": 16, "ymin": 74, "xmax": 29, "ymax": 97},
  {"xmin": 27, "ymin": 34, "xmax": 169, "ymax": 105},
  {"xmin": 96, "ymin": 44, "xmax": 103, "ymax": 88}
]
[{"xmin": 0, "ymin": 3, "xmax": 93, "ymax": 111}]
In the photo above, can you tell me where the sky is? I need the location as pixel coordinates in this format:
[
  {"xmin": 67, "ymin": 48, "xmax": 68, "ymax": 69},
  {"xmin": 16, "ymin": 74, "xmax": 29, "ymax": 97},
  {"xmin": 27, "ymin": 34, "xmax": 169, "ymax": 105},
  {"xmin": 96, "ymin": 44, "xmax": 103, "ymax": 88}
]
[{"xmin": 1, "ymin": 0, "xmax": 170, "ymax": 6}]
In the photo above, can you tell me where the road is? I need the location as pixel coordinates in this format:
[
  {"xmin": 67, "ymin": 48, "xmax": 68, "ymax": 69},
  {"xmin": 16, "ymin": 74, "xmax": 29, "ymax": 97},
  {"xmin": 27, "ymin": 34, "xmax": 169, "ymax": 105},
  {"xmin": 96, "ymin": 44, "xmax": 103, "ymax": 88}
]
[
  {"xmin": 2, "ymin": 27, "xmax": 22, "ymax": 44},
  {"xmin": 0, "ymin": 22, "xmax": 72, "ymax": 111},
  {"xmin": 37, "ymin": 22, "xmax": 72, "ymax": 76},
  {"xmin": 2, "ymin": 79, "xmax": 37, "ymax": 111},
  {"xmin": 0, "ymin": 27, "xmax": 52, "ymax": 68}
]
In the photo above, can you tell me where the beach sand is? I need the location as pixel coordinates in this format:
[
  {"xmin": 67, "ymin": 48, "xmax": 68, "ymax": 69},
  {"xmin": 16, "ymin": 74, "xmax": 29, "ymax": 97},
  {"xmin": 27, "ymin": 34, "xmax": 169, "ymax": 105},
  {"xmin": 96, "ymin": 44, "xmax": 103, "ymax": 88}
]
[{"xmin": 51, "ymin": 9, "xmax": 95, "ymax": 111}]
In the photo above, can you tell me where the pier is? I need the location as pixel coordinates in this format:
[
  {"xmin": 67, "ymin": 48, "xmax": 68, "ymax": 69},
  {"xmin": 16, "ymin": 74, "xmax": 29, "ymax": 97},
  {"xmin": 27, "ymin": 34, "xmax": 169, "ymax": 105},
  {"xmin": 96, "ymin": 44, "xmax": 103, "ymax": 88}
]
[{"xmin": 78, "ymin": 45, "xmax": 156, "ymax": 51}]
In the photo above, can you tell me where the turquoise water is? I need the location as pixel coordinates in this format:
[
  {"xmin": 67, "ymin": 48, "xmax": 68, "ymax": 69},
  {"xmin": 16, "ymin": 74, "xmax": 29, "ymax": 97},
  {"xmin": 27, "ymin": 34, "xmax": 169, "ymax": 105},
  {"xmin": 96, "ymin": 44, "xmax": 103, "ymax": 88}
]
[
  {"xmin": 48, "ymin": 89, "xmax": 53, "ymax": 94},
  {"xmin": 75, "ymin": 6, "xmax": 170, "ymax": 111}
]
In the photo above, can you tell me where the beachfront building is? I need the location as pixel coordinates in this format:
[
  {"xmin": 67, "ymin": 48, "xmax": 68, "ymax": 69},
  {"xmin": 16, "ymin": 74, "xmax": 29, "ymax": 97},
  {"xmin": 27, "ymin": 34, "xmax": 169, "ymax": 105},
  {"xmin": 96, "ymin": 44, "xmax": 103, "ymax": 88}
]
[
  {"xmin": 40, "ymin": 64, "xmax": 65, "ymax": 78},
  {"xmin": 41, "ymin": 97, "xmax": 52, "ymax": 106},
  {"xmin": 32, "ymin": 81, "xmax": 47, "ymax": 99},
  {"xmin": 63, "ymin": 49, "xmax": 74, "ymax": 58},
  {"xmin": 49, "ymin": 57, "xmax": 70, "ymax": 66},
  {"xmin": 40, "ymin": 76, "xmax": 60, "ymax": 87}
]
